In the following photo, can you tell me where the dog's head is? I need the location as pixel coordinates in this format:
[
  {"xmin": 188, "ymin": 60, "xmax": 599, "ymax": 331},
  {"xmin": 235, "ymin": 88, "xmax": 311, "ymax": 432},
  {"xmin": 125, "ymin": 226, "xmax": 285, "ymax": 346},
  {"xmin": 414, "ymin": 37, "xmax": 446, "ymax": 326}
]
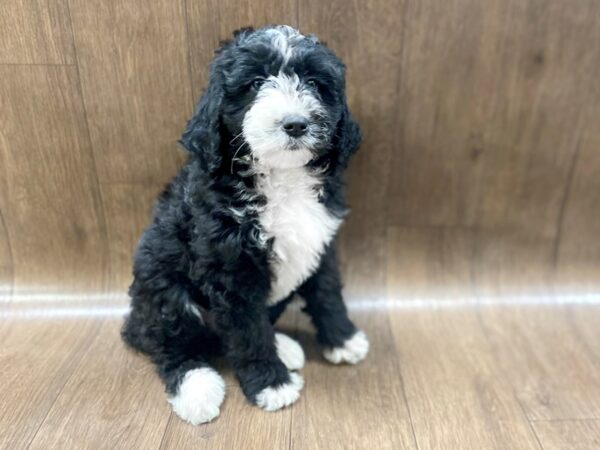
[{"xmin": 182, "ymin": 25, "xmax": 361, "ymax": 172}]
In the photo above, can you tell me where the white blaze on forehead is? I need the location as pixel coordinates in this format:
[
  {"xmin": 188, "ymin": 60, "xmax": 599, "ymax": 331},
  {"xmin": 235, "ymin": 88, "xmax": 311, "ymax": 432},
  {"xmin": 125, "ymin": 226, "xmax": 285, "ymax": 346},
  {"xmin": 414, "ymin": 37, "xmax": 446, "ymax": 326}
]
[{"xmin": 265, "ymin": 26, "xmax": 305, "ymax": 62}]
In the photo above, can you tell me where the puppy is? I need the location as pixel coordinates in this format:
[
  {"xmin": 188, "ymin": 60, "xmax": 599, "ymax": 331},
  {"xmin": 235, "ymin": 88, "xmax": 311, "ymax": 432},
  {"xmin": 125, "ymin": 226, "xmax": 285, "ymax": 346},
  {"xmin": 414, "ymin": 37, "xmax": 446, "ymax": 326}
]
[{"xmin": 122, "ymin": 25, "xmax": 368, "ymax": 425}]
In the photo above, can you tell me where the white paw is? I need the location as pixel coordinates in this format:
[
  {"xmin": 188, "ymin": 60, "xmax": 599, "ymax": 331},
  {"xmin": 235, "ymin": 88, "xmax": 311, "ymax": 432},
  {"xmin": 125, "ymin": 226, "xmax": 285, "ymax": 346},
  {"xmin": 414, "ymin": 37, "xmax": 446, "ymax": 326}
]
[
  {"xmin": 323, "ymin": 330, "xmax": 370, "ymax": 365},
  {"xmin": 275, "ymin": 332, "xmax": 305, "ymax": 371},
  {"xmin": 168, "ymin": 367, "xmax": 226, "ymax": 425},
  {"xmin": 255, "ymin": 372, "xmax": 304, "ymax": 412}
]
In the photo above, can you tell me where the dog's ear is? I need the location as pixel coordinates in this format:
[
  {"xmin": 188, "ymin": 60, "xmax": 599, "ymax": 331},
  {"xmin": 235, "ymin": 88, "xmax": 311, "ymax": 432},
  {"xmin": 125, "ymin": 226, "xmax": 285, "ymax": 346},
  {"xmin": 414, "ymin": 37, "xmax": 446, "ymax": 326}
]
[
  {"xmin": 180, "ymin": 63, "xmax": 225, "ymax": 174},
  {"xmin": 334, "ymin": 99, "xmax": 362, "ymax": 168}
]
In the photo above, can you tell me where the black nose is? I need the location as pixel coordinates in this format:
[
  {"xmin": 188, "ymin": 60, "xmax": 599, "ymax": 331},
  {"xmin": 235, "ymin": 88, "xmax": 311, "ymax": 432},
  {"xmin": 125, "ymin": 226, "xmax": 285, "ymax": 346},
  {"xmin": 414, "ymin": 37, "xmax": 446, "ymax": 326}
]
[{"xmin": 282, "ymin": 116, "xmax": 308, "ymax": 137}]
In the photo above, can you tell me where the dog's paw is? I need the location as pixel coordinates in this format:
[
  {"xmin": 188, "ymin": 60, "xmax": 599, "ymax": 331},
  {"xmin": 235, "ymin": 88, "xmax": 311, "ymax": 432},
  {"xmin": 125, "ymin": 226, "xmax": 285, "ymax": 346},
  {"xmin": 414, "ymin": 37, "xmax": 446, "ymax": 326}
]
[
  {"xmin": 255, "ymin": 372, "xmax": 304, "ymax": 412},
  {"xmin": 168, "ymin": 367, "xmax": 226, "ymax": 425},
  {"xmin": 323, "ymin": 330, "xmax": 370, "ymax": 365},
  {"xmin": 275, "ymin": 332, "xmax": 305, "ymax": 371}
]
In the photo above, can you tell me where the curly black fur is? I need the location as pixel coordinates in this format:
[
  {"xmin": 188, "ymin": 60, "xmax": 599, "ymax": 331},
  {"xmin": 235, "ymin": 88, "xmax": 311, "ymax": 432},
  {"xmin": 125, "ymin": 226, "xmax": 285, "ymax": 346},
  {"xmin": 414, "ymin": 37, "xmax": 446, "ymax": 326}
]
[{"xmin": 122, "ymin": 25, "xmax": 362, "ymax": 406}]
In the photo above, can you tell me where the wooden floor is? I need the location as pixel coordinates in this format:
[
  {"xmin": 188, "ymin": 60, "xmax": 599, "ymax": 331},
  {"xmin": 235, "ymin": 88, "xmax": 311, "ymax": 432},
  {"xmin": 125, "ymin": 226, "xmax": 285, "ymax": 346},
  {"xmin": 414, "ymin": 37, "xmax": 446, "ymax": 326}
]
[{"xmin": 2, "ymin": 229, "xmax": 600, "ymax": 450}]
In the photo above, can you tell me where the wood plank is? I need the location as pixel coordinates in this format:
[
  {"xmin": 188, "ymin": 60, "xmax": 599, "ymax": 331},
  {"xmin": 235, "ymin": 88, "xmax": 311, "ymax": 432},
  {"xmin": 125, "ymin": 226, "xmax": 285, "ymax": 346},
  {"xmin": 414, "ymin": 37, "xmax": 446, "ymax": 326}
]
[
  {"xmin": 0, "ymin": 209, "xmax": 13, "ymax": 300},
  {"xmin": 386, "ymin": 226, "xmax": 557, "ymax": 302},
  {"xmin": 300, "ymin": 0, "xmax": 406, "ymax": 301},
  {"xmin": 0, "ymin": 65, "xmax": 107, "ymax": 295},
  {"xmin": 387, "ymin": 0, "xmax": 600, "ymax": 238},
  {"xmin": 555, "ymin": 102, "xmax": 600, "ymax": 292},
  {"xmin": 29, "ymin": 320, "xmax": 170, "ymax": 450},
  {"xmin": 100, "ymin": 183, "xmax": 164, "ymax": 294},
  {"xmin": 0, "ymin": 130, "xmax": 11, "ymax": 293},
  {"xmin": 532, "ymin": 420, "xmax": 600, "ymax": 450},
  {"xmin": 186, "ymin": 0, "xmax": 297, "ymax": 100},
  {"xmin": 0, "ymin": 319, "xmax": 100, "ymax": 449},
  {"xmin": 390, "ymin": 309, "xmax": 540, "ymax": 449},
  {"xmin": 1, "ymin": 307, "xmax": 598, "ymax": 449},
  {"xmin": 69, "ymin": 0, "xmax": 192, "ymax": 184},
  {"xmin": 479, "ymin": 306, "xmax": 600, "ymax": 420},
  {"xmin": 386, "ymin": 226, "xmax": 475, "ymax": 303},
  {"xmin": 386, "ymin": 227, "xmax": 540, "ymax": 448},
  {"xmin": 290, "ymin": 311, "xmax": 417, "ymax": 450},
  {"xmin": 569, "ymin": 306, "xmax": 600, "ymax": 363},
  {"xmin": 387, "ymin": 0, "xmax": 505, "ymax": 228},
  {"xmin": 0, "ymin": 0, "xmax": 74, "ymax": 64},
  {"xmin": 472, "ymin": 230, "xmax": 556, "ymax": 299}
]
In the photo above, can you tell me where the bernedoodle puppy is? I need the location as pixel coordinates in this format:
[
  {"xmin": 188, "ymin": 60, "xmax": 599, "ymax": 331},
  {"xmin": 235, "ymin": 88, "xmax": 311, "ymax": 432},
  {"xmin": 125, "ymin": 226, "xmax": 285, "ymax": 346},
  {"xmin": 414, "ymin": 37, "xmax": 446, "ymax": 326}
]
[{"xmin": 122, "ymin": 25, "xmax": 369, "ymax": 425}]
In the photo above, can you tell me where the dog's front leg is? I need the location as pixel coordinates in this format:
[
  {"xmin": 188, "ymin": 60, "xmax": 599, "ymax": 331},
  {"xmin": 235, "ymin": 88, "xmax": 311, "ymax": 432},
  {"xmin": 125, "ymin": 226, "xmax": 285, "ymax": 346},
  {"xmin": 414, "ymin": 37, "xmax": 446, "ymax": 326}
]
[
  {"xmin": 213, "ymin": 293, "xmax": 304, "ymax": 411},
  {"xmin": 298, "ymin": 244, "xmax": 370, "ymax": 365}
]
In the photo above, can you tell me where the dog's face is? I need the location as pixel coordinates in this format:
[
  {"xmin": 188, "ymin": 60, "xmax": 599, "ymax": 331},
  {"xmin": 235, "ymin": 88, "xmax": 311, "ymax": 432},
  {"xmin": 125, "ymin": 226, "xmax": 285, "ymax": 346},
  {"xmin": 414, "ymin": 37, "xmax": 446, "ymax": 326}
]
[
  {"xmin": 182, "ymin": 26, "xmax": 361, "ymax": 173},
  {"xmin": 217, "ymin": 26, "xmax": 347, "ymax": 169}
]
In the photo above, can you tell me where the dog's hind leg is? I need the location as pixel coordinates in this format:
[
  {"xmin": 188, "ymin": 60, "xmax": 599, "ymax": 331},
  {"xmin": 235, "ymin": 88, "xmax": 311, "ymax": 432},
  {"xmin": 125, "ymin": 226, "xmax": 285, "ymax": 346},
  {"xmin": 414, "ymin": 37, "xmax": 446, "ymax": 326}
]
[
  {"xmin": 152, "ymin": 312, "xmax": 226, "ymax": 425},
  {"xmin": 122, "ymin": 289, "xmax": 226, "ymax": 425}
]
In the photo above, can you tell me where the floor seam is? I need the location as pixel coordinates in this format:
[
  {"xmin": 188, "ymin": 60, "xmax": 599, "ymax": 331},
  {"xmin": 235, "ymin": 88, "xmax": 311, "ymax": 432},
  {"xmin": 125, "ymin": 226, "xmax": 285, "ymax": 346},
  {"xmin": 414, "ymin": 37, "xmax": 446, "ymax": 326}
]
[
  {"xmin": 24, "ymin": 319, "xmax": 104, "ymax": 449},
  {"xmin": 158, "ymin": 412, "xmax": 174, "ymax": 450},
  {"xmin": 475, "ymin": 307, "xmax": 544, "ymax": 450},
  {"xmin": 388, "ymin": 313, "xmax": 420, "ymax": 450}
]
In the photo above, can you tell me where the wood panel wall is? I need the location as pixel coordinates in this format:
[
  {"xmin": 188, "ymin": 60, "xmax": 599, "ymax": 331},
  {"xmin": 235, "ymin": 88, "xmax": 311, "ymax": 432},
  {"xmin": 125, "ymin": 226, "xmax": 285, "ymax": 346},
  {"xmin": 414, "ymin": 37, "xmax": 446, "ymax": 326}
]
[{"xmin": 0, "ymin": 0, "xmax": 598, "ymax": 302}]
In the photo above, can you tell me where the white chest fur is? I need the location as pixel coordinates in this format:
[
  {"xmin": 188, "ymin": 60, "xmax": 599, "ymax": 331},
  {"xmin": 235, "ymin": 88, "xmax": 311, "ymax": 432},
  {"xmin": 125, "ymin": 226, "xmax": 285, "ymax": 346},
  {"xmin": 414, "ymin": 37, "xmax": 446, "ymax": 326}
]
[{"xmin": 255, "ymin": 167, "xmax": 341, "ymax": 305}]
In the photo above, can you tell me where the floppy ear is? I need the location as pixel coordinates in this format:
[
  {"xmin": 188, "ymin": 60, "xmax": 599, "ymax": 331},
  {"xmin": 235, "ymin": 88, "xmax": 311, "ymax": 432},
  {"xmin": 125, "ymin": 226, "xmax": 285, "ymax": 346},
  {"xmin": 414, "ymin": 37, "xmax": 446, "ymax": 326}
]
[
  {"xmin": 334, "ymin": 100, "xmax": 362, "ymax": 168},
  {"xmin": 180, "ymin": 70, "xmax": 224, "ymax": 174}
]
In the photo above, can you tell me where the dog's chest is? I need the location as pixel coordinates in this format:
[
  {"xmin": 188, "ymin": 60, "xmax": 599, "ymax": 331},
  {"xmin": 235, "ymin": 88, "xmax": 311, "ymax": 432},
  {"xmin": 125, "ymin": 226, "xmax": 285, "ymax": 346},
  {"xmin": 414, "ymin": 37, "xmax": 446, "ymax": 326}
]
[{"xmin": 255, "ymin": 168, "xmax": 341, "ymax": 304}]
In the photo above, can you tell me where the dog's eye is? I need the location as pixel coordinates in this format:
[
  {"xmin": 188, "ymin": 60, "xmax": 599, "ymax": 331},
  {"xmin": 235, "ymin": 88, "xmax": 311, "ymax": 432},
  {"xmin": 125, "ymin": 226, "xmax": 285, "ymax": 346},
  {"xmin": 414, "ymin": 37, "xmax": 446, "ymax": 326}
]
[
  {"xmin": 252, "ymin": 78, "xmax": 265, "ymax": 89},
  {"xmin": 306, "ymin": 79, "xmax": 318, "ymax": 88}
]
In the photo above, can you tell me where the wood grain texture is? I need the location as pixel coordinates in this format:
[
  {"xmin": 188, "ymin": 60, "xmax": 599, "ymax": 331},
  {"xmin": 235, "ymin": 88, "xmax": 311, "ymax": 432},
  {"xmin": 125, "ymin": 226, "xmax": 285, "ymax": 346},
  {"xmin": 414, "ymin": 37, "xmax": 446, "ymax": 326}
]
[
  {"xmin": 290, "ymin": 311, "xmax": 417, "ymax": 450},
  {"xmin": 479, "ymin": 306, "xmax": 600, "ymax": 421},
  {"xmin": 386, "ymin": 230, "xmax": 541, "ymax": 449},
  {"xmin": 186, "ymin": 0, "xmax": 298, "ymax": 100},
  {"xmin": 0, "ymin": 77, "xmax": 14, "ymax": 301},
  {"xmin": 390, "ymin": 309, "xmax": 541, "ymax": 449},
  {"xmin": 388, "ymin": 0, "xmax": 600, "ymax": 239},
  {"xmin": 0, "ymin": 65, "xmax": 107, "ymax": 295},
  {"xmin": 386, "ymin": 226, "xmax": 563, "ymax": 301},
  {"xmin": 0, "ymin": 0, "xmax": 74, "ymax": 64},
  {"xmin": 300, "ymin": 0, "xmax": 406, "ymax": 301},
  {"xmin": 472, "ymin": 230, "xmax": 556, "ymax": 298},
  {"xmin": 100, "ymin": 183, "xmax": 164, "ymax": 294},
  {"xmin": 532, "ymin": 420, "xmax": 600, "ymax": 450},
  {"xmin": 386, "ymin": 226, "xmax": 475, "ymax": 302},
  {"xmin": 0, "ymin": 319, "xmax": 100, "ymax": 449},
  {"xmin": 556, "ymin": 101, "xmax": 600, "ymax": 290},
  {"xmin": 569, "ymin": 306, "xmax": 600, "ymax": 364},
  {"xmin": 0, "ymin": 210, "xmax": 13, "ymax": 300},
  {"xmin": 68, "ymin": 0, "xmax": 192, "ymax": 184},
  {"xmin": 0, "ymin": 0, "xmax": 598, "ymax": 301},
  {"xmin": 1, "ymin": 305, "xmax": 600, "ymax": 448},
  {"xmin": 28, "ymin": 320, "xmax": 170, "ymax": 450}
]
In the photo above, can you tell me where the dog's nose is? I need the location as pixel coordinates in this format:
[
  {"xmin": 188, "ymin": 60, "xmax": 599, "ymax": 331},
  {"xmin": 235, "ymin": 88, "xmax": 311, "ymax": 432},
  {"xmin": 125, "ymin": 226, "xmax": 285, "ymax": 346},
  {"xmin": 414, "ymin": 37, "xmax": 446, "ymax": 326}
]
[{"xmin": 282, "ymin": 116, "xmax": 308, "ymax": 137}]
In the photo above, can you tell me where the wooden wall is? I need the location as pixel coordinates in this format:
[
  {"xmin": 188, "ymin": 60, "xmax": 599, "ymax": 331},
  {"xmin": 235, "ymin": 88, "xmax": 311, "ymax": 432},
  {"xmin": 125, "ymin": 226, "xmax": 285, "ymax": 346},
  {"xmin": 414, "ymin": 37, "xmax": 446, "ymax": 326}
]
[{"xmin": 1, "ymin": 0, "xmax": 599, "ymax": 303}]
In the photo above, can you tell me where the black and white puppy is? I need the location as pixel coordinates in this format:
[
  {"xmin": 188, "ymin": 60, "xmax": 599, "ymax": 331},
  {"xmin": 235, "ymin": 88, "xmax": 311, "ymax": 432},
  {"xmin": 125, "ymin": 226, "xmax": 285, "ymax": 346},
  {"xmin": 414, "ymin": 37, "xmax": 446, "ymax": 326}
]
[{"xmin": 122, "ymin": 25, "xmax": 368, "ymax": 425}]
